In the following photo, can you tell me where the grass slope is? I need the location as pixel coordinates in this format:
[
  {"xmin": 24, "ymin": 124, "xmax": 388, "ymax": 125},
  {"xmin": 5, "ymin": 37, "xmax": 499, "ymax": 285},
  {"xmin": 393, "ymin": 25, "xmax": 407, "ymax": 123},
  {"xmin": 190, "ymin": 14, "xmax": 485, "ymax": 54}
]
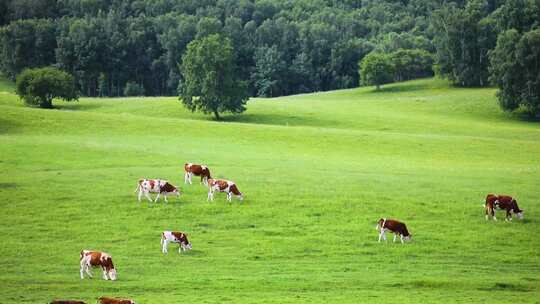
[{"xmin": 0, "ymin": 77, "xmax": 539, "ymax": 303}]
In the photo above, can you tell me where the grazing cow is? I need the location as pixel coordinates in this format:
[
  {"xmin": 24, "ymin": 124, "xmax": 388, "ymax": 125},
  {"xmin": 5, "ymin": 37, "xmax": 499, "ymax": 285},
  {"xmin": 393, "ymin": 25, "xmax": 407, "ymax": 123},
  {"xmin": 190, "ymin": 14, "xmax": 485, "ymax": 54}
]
[
  {"xmin": 207, "ymin": 178, "xmax": 243, "ymax": 202},
  {"xmin": 184, "ymin": 163, "xmax": 212, "ymax": 185},
  {"xmin": 50, "ymin": 301, "xmax": 86, "ymax": 304},
  {"xmin": 375, "ymin": 218, "xmax": 412, "ymax": 244},
  {"xmin": 161, "ymin": 231, "xmax": 192, "ymax": 253},
  {"xmin": 134, "ymin": 179, "xmax": 181, "ymax": 203},
  {"xmin": 80, "ymin": 250, "xmax": 117, "ymax": 281},
  {"xmin": 97, "ymin": 297, "xmax": 136, "ymax": 304},
  {"xmin": 484, "ymin": 194, "xmax": 524, "ymax": 221}
]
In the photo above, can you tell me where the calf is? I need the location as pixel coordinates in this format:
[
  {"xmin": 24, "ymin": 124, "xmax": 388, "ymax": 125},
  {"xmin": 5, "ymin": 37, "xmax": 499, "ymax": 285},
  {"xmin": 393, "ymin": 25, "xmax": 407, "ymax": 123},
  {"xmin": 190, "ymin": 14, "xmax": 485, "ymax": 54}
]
[
  {"xmin": 134, "ymin": 179, "xmax": 181, "ymax": 203},
  {"xmin": 161, "ymin": 231, "xmax": 192, "ymax": 253},
  {"xmin": 207, "ymin": 178, "xmax": 243, "ymax": 202},
  {"xmin": 50, "ymin": 301, "xmax": 86, "ymax": 304},
  {"xmin": 98, "ymin": 297, "xmax": 136, "ymax": 304},
  {"xmin": 485, "ymin": 194, "xmax": 524, "ymax": 221},
  {"xmin": 80, "ymin": 250, "xmax": 117, "ymax": 281},
  {"xmin": 375, "ymin": 218, "xmax": 412, "ymax": 244},
  {"xmin": 184, "ymin": 163, "xmax": 212, "ymax": 185}
]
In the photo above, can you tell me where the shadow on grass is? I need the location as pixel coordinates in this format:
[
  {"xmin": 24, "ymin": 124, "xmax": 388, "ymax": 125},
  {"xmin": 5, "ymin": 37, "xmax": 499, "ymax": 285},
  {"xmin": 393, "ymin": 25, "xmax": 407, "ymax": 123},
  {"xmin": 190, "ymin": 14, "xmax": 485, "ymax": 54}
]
[
  {"xmin": 478, "ymin": 283, "xmax": 532, "ymax": 292},
  {"xmin": 366, "ymin": 81, "xmax": 435, "ymax": 94},
  {"xmin": 219, "ymin": 112, "xmax": 331, "ymax": 128},
  {"xmin": 56, "ymin": 102, "xmax": 104, "ymax": 111},
  {"xmin": 0, "ymin": 117, "xmax": 22, "ymax": 134}
]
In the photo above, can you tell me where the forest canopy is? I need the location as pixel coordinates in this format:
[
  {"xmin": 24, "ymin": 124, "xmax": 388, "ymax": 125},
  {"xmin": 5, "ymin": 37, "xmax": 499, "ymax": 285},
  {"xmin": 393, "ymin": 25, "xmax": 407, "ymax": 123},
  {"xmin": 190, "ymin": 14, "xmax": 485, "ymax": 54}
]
[
  {"xmin": 0, "ymin": 0, "xmax": 539, "ymax": 116},
  {"xmin": 0, "ymin": 0, "xmax": 445, "ymax": 98}
]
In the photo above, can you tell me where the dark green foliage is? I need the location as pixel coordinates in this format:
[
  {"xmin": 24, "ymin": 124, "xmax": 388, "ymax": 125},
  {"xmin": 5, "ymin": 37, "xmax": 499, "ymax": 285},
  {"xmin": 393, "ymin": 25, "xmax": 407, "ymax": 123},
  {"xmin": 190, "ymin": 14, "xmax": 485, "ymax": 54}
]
[
  {"xmin": 489, "ymin": 28, "xmax": 540, "ymax": 116},
  {"xmin": 124, "ymin": 81, "xmax": 145, "ymax": 96},
  {"xmin": 16, "ymin": 67, "xmax": 78, "ymax": 108},
  {"xmin": 431, "ymin": 0, "xmax": 497, "ymax": 87},
  {"xmin": 253, "ymin": 45, "xmax": 287, "ymax": 97},
  {"xmin": 179, "ymin": 34, "xmax": 248, "ymax": 120},
  {"xmin": 0, "ymin": 0, "xmax": 454, "ymax": 98},
  {"xmin": 359, "ymin": 52, "xmax": 395, "ymax": 90},
  {"xmin": 0, "ymin": 19, "xmax": 57, "ymax": 79},
  {"xmin": 390, "ymin": 49, "xmax": 434, "ymax": 81}
]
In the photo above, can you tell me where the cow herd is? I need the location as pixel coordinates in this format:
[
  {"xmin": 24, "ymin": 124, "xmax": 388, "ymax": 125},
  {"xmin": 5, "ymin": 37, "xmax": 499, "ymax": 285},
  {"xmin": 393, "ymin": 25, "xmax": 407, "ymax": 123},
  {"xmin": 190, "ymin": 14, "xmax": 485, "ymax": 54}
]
[
  {"xmin": 52, "ymin": 163, "xmax": 240, "ymax": 304},
  {"xmin": 51, "ymin": 162, "xmax": 526, "ymax": 303}
]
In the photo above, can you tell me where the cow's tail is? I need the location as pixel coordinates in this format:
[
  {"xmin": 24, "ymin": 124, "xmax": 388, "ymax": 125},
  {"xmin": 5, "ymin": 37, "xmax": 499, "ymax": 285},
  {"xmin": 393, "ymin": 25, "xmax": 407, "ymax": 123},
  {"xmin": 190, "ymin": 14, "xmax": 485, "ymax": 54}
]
[{"xmin": 79, "ymin": 250, "xmax": 84, "ymax": 261}]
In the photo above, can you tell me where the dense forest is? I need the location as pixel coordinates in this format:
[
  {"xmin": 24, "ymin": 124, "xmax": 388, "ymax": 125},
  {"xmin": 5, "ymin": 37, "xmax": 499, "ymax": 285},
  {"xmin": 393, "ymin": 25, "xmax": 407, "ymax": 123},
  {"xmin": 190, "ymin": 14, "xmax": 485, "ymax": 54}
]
[{"xmin": 0, "ymin": 0, "xmax": 539, "ymax": 114}]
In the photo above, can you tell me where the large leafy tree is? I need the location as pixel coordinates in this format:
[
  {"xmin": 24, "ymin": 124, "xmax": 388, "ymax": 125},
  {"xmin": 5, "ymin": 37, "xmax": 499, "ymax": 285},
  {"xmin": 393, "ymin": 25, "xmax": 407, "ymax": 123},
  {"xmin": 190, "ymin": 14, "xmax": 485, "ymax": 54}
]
[
  {"xmin": 179, "ymin": 34, "xmax": 248, "ymax": 120},
  {"xmin": 489, "ymin": 28, "xmax": 540, "ymax": 116},
  {"xmin": 0, "ymin": 19, "xmax": 57, "ymax": 79},
  {"xmin": 16, "ymin": 67, "xmax": 78, "ymax": 108},
  {"xmin": 359, "ymin": 52, "xmax": 394, "ymax": 90},
  {"xmin": 432, "ymin": 0, "xmax": 497, "ymax": 87}
]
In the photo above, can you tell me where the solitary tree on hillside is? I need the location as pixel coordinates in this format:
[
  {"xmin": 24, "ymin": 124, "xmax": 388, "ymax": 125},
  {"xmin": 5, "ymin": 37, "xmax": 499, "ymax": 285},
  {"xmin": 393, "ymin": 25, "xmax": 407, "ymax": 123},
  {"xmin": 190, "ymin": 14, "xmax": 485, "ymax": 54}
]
[
  {"xmin": 16, "ymin": 67, "xmax": 78, "ymax": 108},
  {"xmin": 359, "ymin": 52, "xmax": 394, "ymax": 90},
  {"xmin": 179, "ymin": 34, "xmax": 248, "ymax": 120}
]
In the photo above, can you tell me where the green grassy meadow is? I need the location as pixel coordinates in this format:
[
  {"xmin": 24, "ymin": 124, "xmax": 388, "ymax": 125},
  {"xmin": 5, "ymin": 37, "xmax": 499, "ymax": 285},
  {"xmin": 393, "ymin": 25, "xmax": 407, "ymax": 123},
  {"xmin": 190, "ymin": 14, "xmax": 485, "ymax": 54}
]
[{"xmin": 0, "ymin": 77, "xmax": 539, "ymax": 303}]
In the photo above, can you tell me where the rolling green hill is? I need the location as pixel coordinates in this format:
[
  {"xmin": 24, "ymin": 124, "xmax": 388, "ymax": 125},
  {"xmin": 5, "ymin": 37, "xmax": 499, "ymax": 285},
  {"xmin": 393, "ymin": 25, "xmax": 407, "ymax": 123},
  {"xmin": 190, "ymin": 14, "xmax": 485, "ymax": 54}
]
[{"xmin": 0, "ymin": 77, "xmax": 539, "ymax": 303}]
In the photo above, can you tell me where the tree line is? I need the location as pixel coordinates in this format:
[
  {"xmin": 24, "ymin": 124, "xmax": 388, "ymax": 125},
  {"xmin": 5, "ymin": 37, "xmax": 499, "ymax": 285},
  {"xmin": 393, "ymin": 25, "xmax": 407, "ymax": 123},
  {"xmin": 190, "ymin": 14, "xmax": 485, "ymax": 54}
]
[
  {"xmin": 1, "ymin": 0, "xmax": 539, "ymax": 117},
  {"xmin": 1, "ymin": 0, "xmax": 440, "ymax": 99}
]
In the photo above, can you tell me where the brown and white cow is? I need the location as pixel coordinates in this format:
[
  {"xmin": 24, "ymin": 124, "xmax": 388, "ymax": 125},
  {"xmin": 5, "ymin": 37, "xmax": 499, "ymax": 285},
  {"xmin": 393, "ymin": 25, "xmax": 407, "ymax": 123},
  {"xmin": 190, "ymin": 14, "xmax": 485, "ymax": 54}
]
[
  {"xmin": 80, "ymin": 250, "xmax": 117, "ymax": 281},
  {"xmin": 50, "ymin": 301, "xmax": 86, "ymax": 304},
  {"xmin": 161, "ymin": 231, "xmax": 192, "ymax": 253},
  {"xmin": 207, "ymin": 178, "xmax": 243, "ymax": 202},
  {"xmin": 97, "ymin": 297, "xmax": 136, "ymax": 304},
  {"xmin": 134, "ymin": 179, "xmax": 181, "ymax": 203},
  {"xmin": 375, "ymin": 218, "xmax": 412, "ymax": 244},
  {"xmin": 484, "ymin": 194, "xmax": 524, "ymax": 221},
  {"xmin": 184, "ymin": 163, "xmax": 212, "ymax": 185}
]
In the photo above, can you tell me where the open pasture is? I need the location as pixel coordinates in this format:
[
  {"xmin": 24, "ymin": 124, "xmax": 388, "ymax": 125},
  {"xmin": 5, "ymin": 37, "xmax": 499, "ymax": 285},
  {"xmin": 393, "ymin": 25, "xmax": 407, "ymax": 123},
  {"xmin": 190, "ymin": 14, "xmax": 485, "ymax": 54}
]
[{"xmin": 0, "ymin": 78, "xmax": 539, "ymax": 303}]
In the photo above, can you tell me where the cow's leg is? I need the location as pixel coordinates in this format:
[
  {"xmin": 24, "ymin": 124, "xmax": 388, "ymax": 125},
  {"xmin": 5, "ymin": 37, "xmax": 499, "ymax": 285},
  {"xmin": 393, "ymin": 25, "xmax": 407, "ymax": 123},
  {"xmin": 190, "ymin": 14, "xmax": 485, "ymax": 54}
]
[
  {"xmin": 378, "ymin": 230, "xmax": 386, "ymax": 242},
  {"xmin": 162, "ymin": 239, "xmax": 169, "ymax": 253},
  {"xmin": 207, "ymin": 189, "xmax": 214, "ymax": 202},
  {"xmin": 164, "ymin": 194, "xmax": 168, "ymax": 203},
  {"xmin": 506, "ymin": 210, "xmax": 512, "ymax": 221},
  {"xmin": 184, "ymin": 172, "xmax": 189, "ymax": 184},
  {"xmin": 400, "ymin": 235, "xmax": 405, "ymax": 244},
  {"xmin": 227, "ymin": 192, "xmax": 232, "ymax": 202},
  {"xmin": 188, "ymin": 173, "xmax": 193, "ymax": 184},
  {"xmin": 393, "ymin": 234, "xmax": 397, "ymax": 243},
  {"xmin": 138, "ymin": 190, "xmax": 143, "ymax": 202},
  {"xmin": 491, "ymin": 208, "xmax": 497, "ymax": 221},
  {"xmin": 144, "ymin": 191, "xmax": 153, "ymax": 202},
  {"xmin": 178, "ymin": 244, "xmax": 183, "ymax": 253},
  {"xmin": 154, "ymin": 192, "xmax": 161, "ymax": 203},
  {"xmin": 80, "ymin": 260, "xmax": 85, "ymax": 279},
  {"xmin": 102, "ymin": 267, "xmax": 109, "ymax": 280},
  {"xmin": 84, "ymin": 264, "xmax": 93, "ymax": 278}
]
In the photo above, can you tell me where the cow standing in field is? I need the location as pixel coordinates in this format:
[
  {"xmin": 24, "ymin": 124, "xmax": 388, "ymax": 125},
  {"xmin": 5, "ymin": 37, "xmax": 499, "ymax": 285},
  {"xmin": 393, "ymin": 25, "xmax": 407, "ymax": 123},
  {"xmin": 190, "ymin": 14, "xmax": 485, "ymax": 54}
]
[
  {"xmin": 79, "ymin": 250, "xmax": 117, "ymax": 281},
  {"xmin": 161, "ymin": 231, "xmax": 192, "ymax": 253},
  {"xmin": 97, "ymin": 297, "xmax": 136, "ymax": 304},
  {"xmin": 484, "ymin": 194, "xmax": 524, "ymax": 221},
  {"xmin": 184, "ymin": 163, "xmax": 212, "ymax": 185},
  {"xmin": 50, "ymin": 301, "xmax": 86, "ymax": 304},
  {"xmin": 207, "ymin": 178, "xmax": 243, "ymax": 202},
  {"xmin": 134, "ymin": 179, "xmax": 181, "ymax": 203},
  {"xmin": 375, "ymin": 218, "xmax": 412, "ymax": 244}
]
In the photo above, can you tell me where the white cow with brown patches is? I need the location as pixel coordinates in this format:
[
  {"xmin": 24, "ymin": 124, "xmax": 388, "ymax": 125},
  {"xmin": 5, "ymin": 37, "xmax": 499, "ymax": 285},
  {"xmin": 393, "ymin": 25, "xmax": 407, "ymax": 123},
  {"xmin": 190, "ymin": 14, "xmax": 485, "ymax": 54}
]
[
  {"xmin": 79, "ymin": 250, "xmax": 117, "ymax": 280},
  {"xmin": 207, "ymin": 178, "xmax": 243, "ymax": 202},
  {"xmin": 161, "ymin": 231, "xmax": 192, "ymax": 253},
  {"xmin": 134, "ymin": 179, "xmax": 180, "ymax": 203}
]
